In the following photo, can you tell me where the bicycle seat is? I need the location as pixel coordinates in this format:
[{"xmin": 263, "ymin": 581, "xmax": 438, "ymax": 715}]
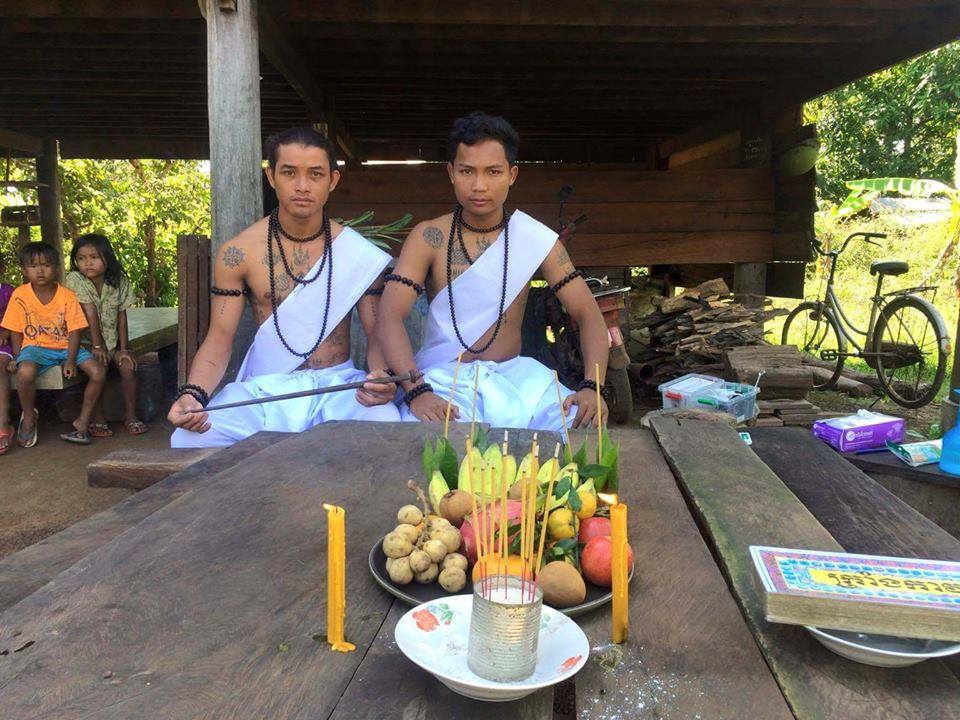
[{"xmin": 870, "ymin": 260, "xmax": 909, "ymax": 276}]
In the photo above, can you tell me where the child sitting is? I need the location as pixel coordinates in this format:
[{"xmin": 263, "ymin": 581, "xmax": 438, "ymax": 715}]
[
  {"xmin": 0, "ymin": 242, "xmax": 106, "ymax": 446},
  {"xmin": 0, "ymin": 265, "xmax": 14, "ymax": 455},
  {"xmin": 66, "ymin": 233, "xmax": 147, "ymax": 436}
]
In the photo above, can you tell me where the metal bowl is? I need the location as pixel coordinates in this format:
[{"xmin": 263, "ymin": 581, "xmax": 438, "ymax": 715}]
[{"xmin": 806, "ymin": 626, "xmax": 960, "ymax": 667}]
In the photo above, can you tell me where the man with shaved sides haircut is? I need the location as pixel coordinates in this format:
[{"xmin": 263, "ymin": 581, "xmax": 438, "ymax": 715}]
[
  {"xmin": 377, "ymin": 112, "xmax": 609, "ymax": 431},
  {"xmin": 169, "ymin": 127, "xmax": 399, "ymax": 447}
]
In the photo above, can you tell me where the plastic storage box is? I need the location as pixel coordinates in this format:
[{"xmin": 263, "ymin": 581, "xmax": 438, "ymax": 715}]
[{"xmin": 658, "ymin": 373, "xmax": 759, "ymax": 422}]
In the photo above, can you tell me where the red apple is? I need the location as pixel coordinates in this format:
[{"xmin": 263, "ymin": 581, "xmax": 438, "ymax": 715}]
[
  {"xmin": 460, "ymin": 499, "xmax": 523, "ymax": 563},
  {"xmin": 581, "ymin": 536, "xmax": 634, "ymax": 588},
  {"xmin": 578, "ymin": 517, "xmax": 611, "ymax": 546}
]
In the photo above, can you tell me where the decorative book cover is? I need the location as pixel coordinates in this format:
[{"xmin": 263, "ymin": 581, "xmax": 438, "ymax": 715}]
[{"xmin": 750, "ymin": 546, "xmax": 960, "ymax": 638}]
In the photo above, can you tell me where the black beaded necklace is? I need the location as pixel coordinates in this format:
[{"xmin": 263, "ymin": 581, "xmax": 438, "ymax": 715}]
[
  {"xmin": 446, "ymin": 205, "xmax": 510, "ymax": 354},
  {"xmin": 457, "ymin": 210, "xmax": 506, "ymax": 265},
  {"xmin": 266, "ymin": 210, "xmax": 334, "ymax": 358},
  {"xmin": 269, "ymin": 208, "xmax": 328, "ymax": 286}
]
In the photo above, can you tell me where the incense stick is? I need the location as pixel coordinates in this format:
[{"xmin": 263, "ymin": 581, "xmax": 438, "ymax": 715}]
[
  {"xmin": 499, "ymin": 431, "xmax": 509, "ymax": 597},
  {"xmin": 553, "ymin": 370, "xmax": 571, "ymax": 451},
  {"xmin": 470, "ymin": 364, "xmax": 480, "ymax": 442},
  {"xmin": 534, "ymin": 444, "xmax": 562, "ymax": 586},
  {"xmin": 443, "ymin": 353, "xmax": 464, "ymax": 440}
]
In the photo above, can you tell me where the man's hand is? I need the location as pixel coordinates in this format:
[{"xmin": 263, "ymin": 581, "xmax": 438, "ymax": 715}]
[
  {"xmin": 92, "ymin": 347, "xmax": 110, "ymax": 366},
  {"xmin": 356, "ymin": 369, "xmax": 397, "ymax": 407},
  {"xmin": 409, "ymin": 390, "xmax": 458, "ymax": 423},
  {"xmin": 563, "ymin": 388, "xmax": 609, "ymax": 429},
  {"xmin": 62, "ymin": 361, "xmax": 77, "ymax": 379},
  {"xmin": 116, "ymin": 349, "xmax": 137, "ymax": 371},
  {"xmin": 167, "ymin": 394, "xmax": 211, "ymax": 434}
]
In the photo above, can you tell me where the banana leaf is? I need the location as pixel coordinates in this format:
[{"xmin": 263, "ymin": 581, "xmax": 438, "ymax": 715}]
[{"xmin": 435, "ymin": 437, "xmax": 460, "ymax": 489}]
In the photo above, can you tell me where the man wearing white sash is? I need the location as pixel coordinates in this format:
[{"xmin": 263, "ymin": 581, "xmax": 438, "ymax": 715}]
[
  {"xmin": 377, "ymin": 113, "xmax": 609, "ymax": 432},
  {"xmin": 168, "ymin": 128, "xmax": 399, "ymax": 448}
]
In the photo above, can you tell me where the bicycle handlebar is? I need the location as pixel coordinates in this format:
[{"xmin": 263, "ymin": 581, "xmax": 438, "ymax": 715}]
[{"xmin": 812, "ymin": 231, "xmax": 888, "ymax": 257}]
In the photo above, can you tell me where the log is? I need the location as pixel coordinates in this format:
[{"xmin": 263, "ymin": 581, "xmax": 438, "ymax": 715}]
[
  {"xmin": 802, "ymin": 356, "xmax": 931, "ymax": 399},
  {"xmin": 809, "ymin": 366, "xmax": 874, "ymax": 398},
  {"xmin": 88, "ymin": 448, "xmax": 220, "ymax": 490}
]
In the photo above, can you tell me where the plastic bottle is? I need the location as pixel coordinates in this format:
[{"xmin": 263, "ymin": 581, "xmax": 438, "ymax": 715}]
[{"xmin": 940, "ymin": 389, "xmax": 960, "ymax": 476}]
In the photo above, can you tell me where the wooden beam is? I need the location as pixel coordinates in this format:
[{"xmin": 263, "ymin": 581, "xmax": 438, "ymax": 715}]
[
  {"xmin": 205, "ymin": 0, "xmax": 261, "ymax": 373},
  {"xmin": 257, "ymin": 5, "xmax": 357, "ymax": 160},
  {"xmin": 0, "ymin": 128, "xmax": 43, "ymax": 155},
  {"xmin": 35, "ymin": 138, "xmax": 63, "ymax": 254}
]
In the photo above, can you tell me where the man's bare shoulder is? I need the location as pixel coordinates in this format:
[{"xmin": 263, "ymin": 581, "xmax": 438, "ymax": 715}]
[
  {"xmin": 214, "ymin": 217, "xmax": 268, "ymax": 270},
  {"xmin": 409, "ymin": 213, "xmax": 453, "ymax": 251}
]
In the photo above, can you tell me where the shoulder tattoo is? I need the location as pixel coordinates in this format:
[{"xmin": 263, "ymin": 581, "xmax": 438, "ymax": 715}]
[
  {"xmin": 423, "ymin": 226, "xmax": 444, "ymax": 249},
  {"xmin": 222, "ymin": 245, "xmax": 245, "ymax": 268}
]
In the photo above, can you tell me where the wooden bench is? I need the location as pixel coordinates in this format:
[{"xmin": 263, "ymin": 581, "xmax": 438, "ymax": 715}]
[
  {"xmin": 651, "ymin": 417, "xmax": 960, "ymax": 719},
  {"xmin": 36, "ymin": 306, "xmax": 178, "ymax": 390}
]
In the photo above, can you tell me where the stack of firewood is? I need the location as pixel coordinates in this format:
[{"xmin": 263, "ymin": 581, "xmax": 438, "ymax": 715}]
[
  {"xmin": 754, "ymin": 399, "xmax": 847, "ymax": 427},
  {"xmin": 628, "ymin": 278, "xmax": 789, "ymax": 388}
]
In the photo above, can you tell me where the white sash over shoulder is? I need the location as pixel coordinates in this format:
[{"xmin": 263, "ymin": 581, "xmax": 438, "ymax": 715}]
[
  {"xmin": 416, "ymin": 210, "xmax": 556, "ymax": 369},
  {"xmin": 236, "ymin": 226, "xmax": 390, "ymax": 381}
]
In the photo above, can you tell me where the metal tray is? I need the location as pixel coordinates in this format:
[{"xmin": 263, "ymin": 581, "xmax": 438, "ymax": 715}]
[{"xmin": 368, "ymin": 537, "xmax": 633, "ymax": 618}]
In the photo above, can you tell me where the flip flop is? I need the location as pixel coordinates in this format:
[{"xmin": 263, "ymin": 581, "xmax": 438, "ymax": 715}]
[
  {"xmin": 60, "ymin": 428, "xmax": 92, "ymax": 445},
  {"xmin": 124, "ymin": 420, "xmax": 148, "ymax": 436},
  {"xmin": 17, "ymin": 409, "xmax": 39, "ymax": 448},
  {"xmin": 89, "ymin": 423, "xmax": 113, "ymax": 438},
  {"xmin": 0, "ymin": 426, "xmax": 12, "ymax": 456}
]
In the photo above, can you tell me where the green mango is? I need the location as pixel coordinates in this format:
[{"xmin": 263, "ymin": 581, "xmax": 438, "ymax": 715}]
[
  {"xmin": 428, "ymin": 469, "xmax": 450, "ymax": 514},
  {"xmin": 457, "ymin": 446, "xmax": 484, "ymax": 495}
]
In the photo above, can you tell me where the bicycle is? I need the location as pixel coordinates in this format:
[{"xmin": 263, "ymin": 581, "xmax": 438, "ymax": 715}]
[{"xmin": 780, "ymin": 231, "xmax": 951, "ymax": 408}]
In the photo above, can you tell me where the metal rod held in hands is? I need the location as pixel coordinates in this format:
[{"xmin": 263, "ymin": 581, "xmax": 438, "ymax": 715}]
[{"xmin": 186, "ymin": 373, "xmax": 413, "ymax": 413}]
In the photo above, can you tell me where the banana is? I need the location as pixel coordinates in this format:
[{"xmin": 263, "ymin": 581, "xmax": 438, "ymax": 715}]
[
  {"xmin": 428, "ymin": 469, "xmax": 450, "ymax": 514},
  {"xmin": 457, "ymin": 446, "xmax": 484, "ymax": 495}
]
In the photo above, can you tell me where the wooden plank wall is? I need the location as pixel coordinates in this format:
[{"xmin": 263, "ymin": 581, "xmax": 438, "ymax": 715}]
[
  {"xmin": 329, "ymin": 165, "xmax": 776, "ymax": 267},
  {"xmin": 177, "ymin": 234, "xmax": 211, "ymax": 386}
]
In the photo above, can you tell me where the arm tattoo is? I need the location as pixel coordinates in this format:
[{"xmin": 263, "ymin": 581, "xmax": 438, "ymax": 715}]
[
  {"xmin": 222, "ymin": 245, "xmax": 245, "ymax": 268},
  {"xmin": 423, "ymin": 226, "xmax": 444, "ymax": 249}
]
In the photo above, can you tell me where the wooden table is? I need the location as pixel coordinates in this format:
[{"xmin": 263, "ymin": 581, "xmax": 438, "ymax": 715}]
[{"xmin": 1, "ymin": 420, "xmax": 958, "ymax": 719}]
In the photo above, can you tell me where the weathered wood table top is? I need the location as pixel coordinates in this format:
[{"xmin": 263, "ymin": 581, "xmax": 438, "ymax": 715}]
[{"xmin": 1, "ymin": 420, "xmax": 958, "ymax": 719}]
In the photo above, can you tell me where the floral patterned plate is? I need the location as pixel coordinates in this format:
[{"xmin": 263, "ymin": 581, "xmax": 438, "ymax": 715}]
[{"xmin": 394, "ymin": 594, "xmax": 590, "ymax": 702}]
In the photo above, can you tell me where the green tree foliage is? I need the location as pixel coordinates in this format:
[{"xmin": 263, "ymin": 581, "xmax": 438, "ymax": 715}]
[
  {"xmin": 1, "ymin": 159, "xmax": 209, "ymax": 306},
  {"xmin": 807, "ymin": 41, "xmax": 960, "ymax": 202}
]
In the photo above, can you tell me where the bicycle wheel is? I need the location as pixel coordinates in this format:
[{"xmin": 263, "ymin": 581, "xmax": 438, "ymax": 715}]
[
  {"xmin": 872, "ymin": 296, "xmax": 948, "ymax": 408},
  {"xmin": 781, "ymin": 301, "xmax": 845, "ymax": 390}
]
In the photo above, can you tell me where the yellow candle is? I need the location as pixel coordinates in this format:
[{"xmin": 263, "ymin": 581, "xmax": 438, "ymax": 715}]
[
  {"xmin": 611, "ymin": 502, "xmax": 629, "ymax": 644},
  {"xmin": 324, "ymin": 504, "xmax": 356, "ymax": 653}
]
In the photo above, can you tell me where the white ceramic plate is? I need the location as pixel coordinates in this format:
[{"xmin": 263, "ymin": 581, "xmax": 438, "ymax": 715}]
[
  {"xmin": 806, "ymin": 625, "xmax": 960, "ymax": 667},
  {"xmin": 395, "ymin": 594, "xmax": 590, "ymax": 702}
]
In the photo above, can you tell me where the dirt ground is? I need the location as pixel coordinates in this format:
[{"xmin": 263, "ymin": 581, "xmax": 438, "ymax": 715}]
[{"xmin": 0, "ymin": 406, "xmax": 174, "ymax": 560}]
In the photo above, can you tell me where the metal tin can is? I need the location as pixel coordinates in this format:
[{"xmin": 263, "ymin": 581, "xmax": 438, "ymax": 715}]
[{"xmin": 467, "ymin": 576, "xmax": 543, "ymax": 682}]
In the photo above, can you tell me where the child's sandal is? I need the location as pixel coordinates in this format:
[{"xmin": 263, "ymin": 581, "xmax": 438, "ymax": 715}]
[
  {"xmin": 124, "ymin": 420, "xmax": 148, "ymax": 436},
  {"xmin": 89, "ymin": 423, "xmax": 113, "ymax": 438},
  {"xmin": 17, "ymin": 409, "xmax": 39, "ymax": 448},
  {"xmin": 60, "ymin": 428, "xmax": 92, "ymax": 445}
]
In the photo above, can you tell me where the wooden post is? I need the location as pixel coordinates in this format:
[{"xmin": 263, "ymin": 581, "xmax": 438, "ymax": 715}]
[
  {"xmin": 942, "ymin": 312, "xmax": 960, "ymax": 432},
  {"xmin": 35, "ymin": 138, "xmax": 63, "ymax": 256},
  {"xmin": 734, "ymin": 122, "xmax": 771, "ymax": 308},
  {"xmin": 205, "ymin": 0, "xmax": 262, "ymax": 373}
]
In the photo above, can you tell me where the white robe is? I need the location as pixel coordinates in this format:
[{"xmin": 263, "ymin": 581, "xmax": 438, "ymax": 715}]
[
  {"xmin": 398, "ymin": 211, "xmax": 577, "ymax": 432},
  {"xmin": 172, "ymin": 227, "xmax": 399, "ymax": 448}
]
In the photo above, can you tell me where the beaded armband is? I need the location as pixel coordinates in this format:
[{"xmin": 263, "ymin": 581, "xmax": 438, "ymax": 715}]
[
  {"xmin": 363, "ymin": 287, "xmax": 384, "ymax": 297},
  {"xmin": 211, "ymin": 286, "xmax": 249, "ymax": 297},
  {"xmin": 550, "ymin": 269, "xmax": 584, "ymax": 294},
  {"xmin": 384, "ymin": 273, "xmax": 425, "ymax": 295},
  {"xmin": 403, "ymin": 382, "xmax": 434, "ymax": 406},
  {"xmin": 577, "ymin": 378, "xmax": 611, "ymax": 402},
  {"xmin": 176, "ymin": 383, "xmax": 210, "ymax": 407}
]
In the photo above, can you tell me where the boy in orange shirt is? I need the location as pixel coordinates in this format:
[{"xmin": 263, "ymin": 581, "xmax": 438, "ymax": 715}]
[{"xmin": 0, "ymin": 242, "xmax": 106, "ymax": 446}]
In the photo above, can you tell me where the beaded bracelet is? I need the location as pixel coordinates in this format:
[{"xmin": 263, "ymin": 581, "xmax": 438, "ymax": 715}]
[
  {"xmin": 384, "ymin": 273, "xmax": 426, "ymax": 295},
  {"xmin": 403, "ymin": 382, "xmax": 434, "ymax": 406},
  {"xmin": 550, "ymin": 269, "xmax": 585, "ymax": 294},
  {"xmin": 177, "ymin": 383, "xmax": 210, "ymax": 407},
  {"xmin": 363, "ymin": 287, "xmax": 384, "ymax": 297},
  {"xmin": 577, "ymin": 378, "xmax": 611, "ymax": 402},
  {"xmin": 211, "ymin": 286, "xmax": 249, "ymax": 297}
]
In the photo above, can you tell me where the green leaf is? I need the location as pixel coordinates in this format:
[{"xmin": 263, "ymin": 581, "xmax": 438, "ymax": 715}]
[
  {"xmin": 601, "ymin": 442, "xmax": 620, "ymax": 492},
  {"xmin": 567, "ymin": 488, "xmax": 582, "ymax": 512},
  {"xmin": 472, "ymin": 426, "xmax": 490, "ymax": 453},
  {"xmin": 579, "ymin": 464, "xmax": 611, "ymax": 480},
  {"xmin": 572, "ymin": 442, "xmax": 588, "ymax": 468},
  {"xmin": 846, "ymin": 177, "xmax": 955, "ymax": 198},
  {"xmin": 421, "ymin": 440, "xmax": 435, "ymax": 482},
  {"xmin": 554, "ymin": 538, "xmax": 578, "ymax": 552},
  {"xmin": 553, "ymin": 477, "xmax": 573, "ymax": 499},
  {"xmin": 563, "ymin": 444, "xmax": 574, "ymax": 466},
  {"xmin": 437, "ymin": 438, "xmax": 459, "ymax": 489}
]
